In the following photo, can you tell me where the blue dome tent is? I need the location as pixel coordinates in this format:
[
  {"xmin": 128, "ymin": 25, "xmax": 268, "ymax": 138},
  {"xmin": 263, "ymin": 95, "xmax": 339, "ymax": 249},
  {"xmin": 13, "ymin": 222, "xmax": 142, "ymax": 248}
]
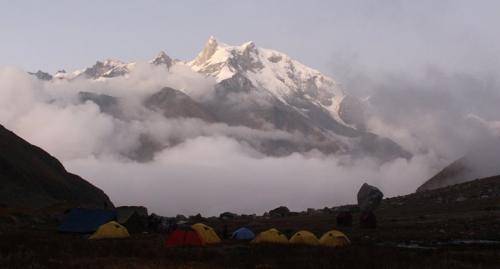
[{"xmin": 232, "ymin": 227, "xmax": 255, "ymax": 240}]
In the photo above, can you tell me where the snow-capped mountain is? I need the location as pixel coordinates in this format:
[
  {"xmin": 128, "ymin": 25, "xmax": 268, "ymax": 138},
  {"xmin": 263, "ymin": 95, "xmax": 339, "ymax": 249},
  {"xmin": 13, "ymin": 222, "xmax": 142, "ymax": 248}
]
[
  {"xmin": 189, "ymin": 37, "xmax": 345, "ymax": 122},
  {"xmin": 49, "ymin": 52, "xmax": 172, "ymax": 81},
  {"xmin": 80, "ymin": 59, "xmax": 135, "ymax": 79},
  {"xmin": 47, "ymin": 59, "xmax": 136, "ymax": 80},
  {"xmin": 29, "ymin": 37, "xmax": 410, "ymax": 161}
]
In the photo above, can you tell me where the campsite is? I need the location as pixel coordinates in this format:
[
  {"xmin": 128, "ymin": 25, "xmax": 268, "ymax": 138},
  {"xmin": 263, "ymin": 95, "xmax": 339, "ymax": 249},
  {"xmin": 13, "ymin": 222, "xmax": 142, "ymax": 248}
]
[
  {"xmin": 2, "ymin": 1, "xmax": 500, "ymax": 268},
  {"xmin": 1, "ymin": 175, "xmax": 499, "ymax": 268}
]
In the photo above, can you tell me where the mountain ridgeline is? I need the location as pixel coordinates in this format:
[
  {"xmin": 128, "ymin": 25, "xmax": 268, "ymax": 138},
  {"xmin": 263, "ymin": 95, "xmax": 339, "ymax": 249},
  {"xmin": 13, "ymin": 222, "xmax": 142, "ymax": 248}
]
[
  {"xmin": 31, "ymin": 37, "xmax": 411, "ymax": 162},
  {"xmin": 417, "ymin": 140, "xmax": 500, "ymax": 192},
  {"xmin": 0, "ymin": 125, "xmax": 113, "ymax": 209}
]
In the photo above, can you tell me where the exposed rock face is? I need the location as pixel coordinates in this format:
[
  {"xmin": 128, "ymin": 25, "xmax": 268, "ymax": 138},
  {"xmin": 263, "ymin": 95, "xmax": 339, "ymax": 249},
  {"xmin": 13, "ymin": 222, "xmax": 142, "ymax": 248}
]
[
  {"xmin": 338, "ymin": 95, "xmax": 366, "ymax": 130},
  {"xmin": 355, "ymin": 133, "xmax": 413, "ymax": 162},
  {"xmin": 82, "ymin": 59, "xmax": 131, "ymax": 79},
  {"xmin": 207, "ymin": 74, "xmax": 333, "ymax": 135},
  {"xmin": 0, "ymin": 124, "xmax": 113, "ymax": 209},
  {"xmin": 144, "ymin": 87, "xmax": 215, "ymax": 122},
  {"xmin": 151, "ymin": 51, "xmax": 173, "ymax": 69},
  {"xmin": 357, "ymin": 183, "xmax": 384, "ymax": 212},
  {"xmin": 78, "ymin": 91, "xmax": 121, "ymax": 117},
  {"xmin": 127, "ymin": 134, "xmax": 164, "ymax": 163},
  {"xmin": 28, "ymin": 70, "xmax": 53, "ymax": 81}
]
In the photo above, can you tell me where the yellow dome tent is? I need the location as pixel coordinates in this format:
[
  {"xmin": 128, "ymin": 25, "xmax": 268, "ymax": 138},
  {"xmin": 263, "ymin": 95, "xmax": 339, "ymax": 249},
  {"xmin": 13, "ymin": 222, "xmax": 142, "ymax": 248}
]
[
  {"xmin": 89, "ymin": 221, "xmax": 130, "ymax": 240},
  {"xmin": 251, "ymin": 228, "xmax": 288, "ymax": 244},
  {"xmin": 319, "ymin": 230, "xmax": 351, "ymax": 247},
  {"xmin": 289, "ymin": 230, "xmax": 319, "ymax": 245},
  {"xmin": 191, "ymin": 223, "xmax": 221, "ymax": 244}
]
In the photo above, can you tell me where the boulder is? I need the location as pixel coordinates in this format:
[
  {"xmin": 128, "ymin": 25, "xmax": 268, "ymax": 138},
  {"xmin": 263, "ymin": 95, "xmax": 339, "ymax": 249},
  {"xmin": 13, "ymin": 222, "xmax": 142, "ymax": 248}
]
[
  {"xmin": 219, "ymin": 212, "xmax": 237, "ymax": 220},
  {"xmin": 357, "ymin": 183, "xmax": 384, "ymax": 212},
  {"xmin": 269, "ymin": 206, "xmax": 290, "ymax": 217}
]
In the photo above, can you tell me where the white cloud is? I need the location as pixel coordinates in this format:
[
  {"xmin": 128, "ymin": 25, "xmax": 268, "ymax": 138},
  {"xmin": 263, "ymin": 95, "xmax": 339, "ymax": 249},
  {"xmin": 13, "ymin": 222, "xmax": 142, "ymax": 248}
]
[
  {"xmin": 65, "ymin": 136, "xmax": 438, "ymax": 216},
  {"xmin": 0, "ymin": 63, "xmax": 499, "ymax": 217}
]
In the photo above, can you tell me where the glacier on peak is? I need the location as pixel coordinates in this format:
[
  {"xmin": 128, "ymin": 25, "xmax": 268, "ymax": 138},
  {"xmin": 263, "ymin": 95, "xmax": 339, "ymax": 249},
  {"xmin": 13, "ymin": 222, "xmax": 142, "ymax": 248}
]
[{"xmin": 188, "ymin": 37, "xmax": 346, "ymax": 122}]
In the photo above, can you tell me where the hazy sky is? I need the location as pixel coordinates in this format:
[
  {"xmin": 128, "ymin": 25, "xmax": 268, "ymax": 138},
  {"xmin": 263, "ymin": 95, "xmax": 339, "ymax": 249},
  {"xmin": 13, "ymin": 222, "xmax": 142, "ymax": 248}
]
[{"xmin": 1, "ymin": 0, "xmax": 499, "ymax": 79}]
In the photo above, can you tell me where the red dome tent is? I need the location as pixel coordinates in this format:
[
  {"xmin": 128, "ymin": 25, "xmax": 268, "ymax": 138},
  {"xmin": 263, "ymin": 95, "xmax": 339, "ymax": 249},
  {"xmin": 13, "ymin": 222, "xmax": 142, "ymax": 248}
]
[{"xmin": 165, "ymin": 227, "xmax": 205, "ymax": 247}]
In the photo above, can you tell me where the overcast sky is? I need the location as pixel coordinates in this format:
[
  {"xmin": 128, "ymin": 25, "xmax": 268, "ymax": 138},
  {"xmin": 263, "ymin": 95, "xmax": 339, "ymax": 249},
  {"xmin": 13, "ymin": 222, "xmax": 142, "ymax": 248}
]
[{"xmin": 1, "ymin": 0, "xmax": 499, "ymax": 80}]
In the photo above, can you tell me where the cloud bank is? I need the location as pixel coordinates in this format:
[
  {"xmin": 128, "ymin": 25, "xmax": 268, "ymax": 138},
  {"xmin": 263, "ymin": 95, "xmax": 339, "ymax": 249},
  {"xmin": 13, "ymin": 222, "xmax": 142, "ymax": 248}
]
[{"xmin": 0, "ymin": 61, "xmax": 499, "ymax": 216}]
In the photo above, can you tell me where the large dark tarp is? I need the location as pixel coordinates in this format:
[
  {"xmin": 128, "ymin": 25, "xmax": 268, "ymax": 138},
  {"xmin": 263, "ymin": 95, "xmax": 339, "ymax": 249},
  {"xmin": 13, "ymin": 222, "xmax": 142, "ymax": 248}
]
[{"xmin": 58, "ymin": 208, "xmax": 116, "ymax": 233}]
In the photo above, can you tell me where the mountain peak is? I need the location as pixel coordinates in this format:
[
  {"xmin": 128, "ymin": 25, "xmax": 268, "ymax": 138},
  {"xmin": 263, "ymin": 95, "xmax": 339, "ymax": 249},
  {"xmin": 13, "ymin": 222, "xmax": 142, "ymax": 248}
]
[
  {"xmin": 151, "ymin": 51, "xmax": 173, "ymax": 69},
  {"xmin": 28, "ymin": 70, "xmax": 53, "ymax": 81},
  {"xmin": 192, "ymin": 36, "xmax": 223, "ymax": 67},
  {"xmin": 102, "ymin": 59, "xmax": 125, "ymax": 67},
  {"xmin": 207, "ymin": 35, "xmax": 218, "ymax": 47},
  {"xmin": 190, "ymin": 37, "xmax": 263, "ymax": 80},
  {"xmin": 82, "ymin": 58, "xmax": 131, "ymax": 79},
  {"xmin": 241, "ymin": 40, "xmax": 256, "ymax": 51},
  {"xmin": 189, "ymin": 37, "xmax": 345, "ymax": 113}
]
